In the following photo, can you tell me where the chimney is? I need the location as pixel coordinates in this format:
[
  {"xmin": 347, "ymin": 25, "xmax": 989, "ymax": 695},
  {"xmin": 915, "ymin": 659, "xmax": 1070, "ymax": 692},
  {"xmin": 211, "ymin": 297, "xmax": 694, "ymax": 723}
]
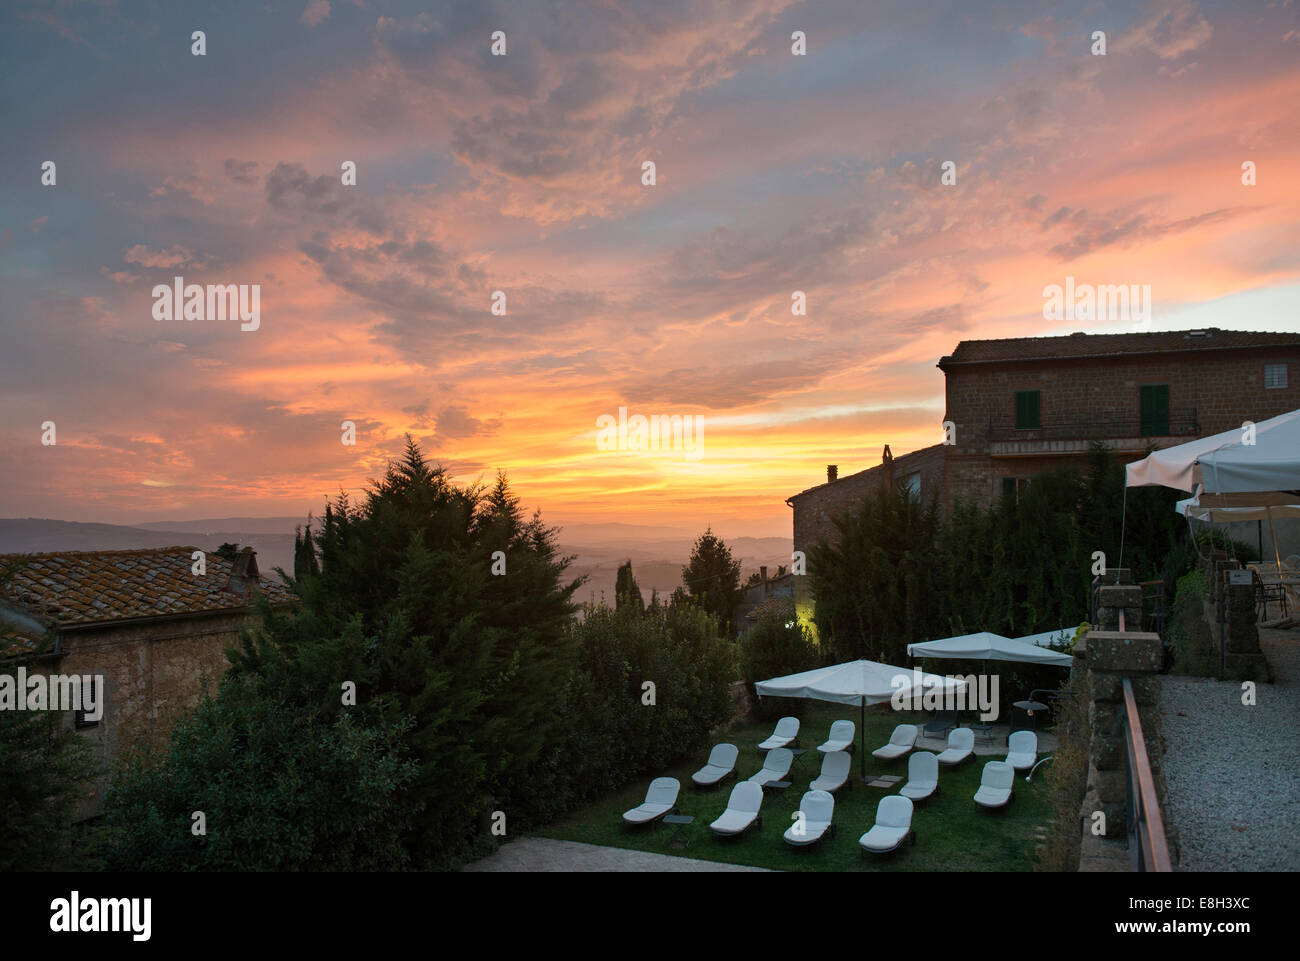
[
  {"xmin": 882, "ymin": 445, "xmax": 895, "ymax": 489},
  {"xmin": 827, "ymin": 464, "xmax": 838, "ymax": 483},
  {"xmin": 225, "ymin": 547, "xmax": 262, "ymax": 600}
]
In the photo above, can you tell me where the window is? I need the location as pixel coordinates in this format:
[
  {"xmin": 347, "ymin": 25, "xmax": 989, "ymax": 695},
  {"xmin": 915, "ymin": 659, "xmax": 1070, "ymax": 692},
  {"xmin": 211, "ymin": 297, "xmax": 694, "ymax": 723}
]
[
  {"xmin": 1139, "ymin": 384, "xmax": 1169, "ymax": 436},
  {"xmin": 1265, "ymin": 363, "xmax": 1288, "ymax": 389},
  {"xmin": 904, "ymin": 472, "xmax": 921, "ymax": 498},
  {"xmin": 1001, "ymin": 476, "xmax": 1030, "ymax": 503},
  {"xmin": 1014, "ymin": 390, "xmax": 1041, "ymax": 430}
]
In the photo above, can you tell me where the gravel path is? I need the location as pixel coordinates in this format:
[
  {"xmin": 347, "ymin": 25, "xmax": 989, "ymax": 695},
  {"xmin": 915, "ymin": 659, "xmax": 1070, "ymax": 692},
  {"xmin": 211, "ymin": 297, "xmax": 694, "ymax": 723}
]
[
  {"xmin": 1159, "ymin": 629, "xmax": 1300, "ymax": 871},
  {"xmin": 462, "ymin": 837, "xmax": 772, "ymax": 872}
]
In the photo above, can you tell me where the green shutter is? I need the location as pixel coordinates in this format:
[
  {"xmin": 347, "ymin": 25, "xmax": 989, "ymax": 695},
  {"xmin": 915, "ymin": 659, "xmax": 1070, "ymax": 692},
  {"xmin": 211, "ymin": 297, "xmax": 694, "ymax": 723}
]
[
  {"xmin": 1140, "ymin": 385, "xmax": 1169, "ymax": 436},
  {"xmin": 1014, "ymin": 390, "xmax": 1040, "ymax": 430}
]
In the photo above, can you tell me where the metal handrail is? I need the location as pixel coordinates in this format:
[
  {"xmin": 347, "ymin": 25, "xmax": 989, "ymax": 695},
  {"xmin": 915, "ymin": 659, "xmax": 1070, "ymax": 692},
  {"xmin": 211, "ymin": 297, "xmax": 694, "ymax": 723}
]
[{"xmin": 1121, "ymin": 677, "xmax": 1172, "ymax": 871}]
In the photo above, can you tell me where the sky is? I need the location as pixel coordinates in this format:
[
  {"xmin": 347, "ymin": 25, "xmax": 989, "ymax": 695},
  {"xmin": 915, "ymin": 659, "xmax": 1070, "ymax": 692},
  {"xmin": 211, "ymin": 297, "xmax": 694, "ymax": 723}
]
[{"xmin": 2, "ymin": 0, "xmax": 1298, "ymax": 540}]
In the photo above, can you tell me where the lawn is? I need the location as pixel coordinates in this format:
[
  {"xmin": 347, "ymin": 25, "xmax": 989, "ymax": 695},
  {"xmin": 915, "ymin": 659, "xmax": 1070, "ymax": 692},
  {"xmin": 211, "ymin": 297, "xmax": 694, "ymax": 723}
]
[{"xmin": 536, "ymin": 701, "xmax": 1052, "ymax": 872}]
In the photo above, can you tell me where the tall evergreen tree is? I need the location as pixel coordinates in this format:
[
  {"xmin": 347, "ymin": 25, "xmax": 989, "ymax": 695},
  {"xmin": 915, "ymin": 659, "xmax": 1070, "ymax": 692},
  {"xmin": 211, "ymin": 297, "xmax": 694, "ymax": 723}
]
[
  {"xmin": 614, "ymin": 560, "xmax": 644, "ymax": 614},
  {"xmin": 681, "ymin": 527, "xmax": 742, "ymax": 634},
  {"xmin": 227, "ymin": 438, "xmax": 584, "ymax": 867}
]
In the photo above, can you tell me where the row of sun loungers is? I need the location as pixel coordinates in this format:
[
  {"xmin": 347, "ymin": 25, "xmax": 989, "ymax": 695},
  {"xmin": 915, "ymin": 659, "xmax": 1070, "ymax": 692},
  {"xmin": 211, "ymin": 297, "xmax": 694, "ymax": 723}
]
[
  {"xmin": 755, "ymin": 716, "xmax": 855, "ymax": 754},
  {"xmin": 621, "ymin": 722, "xmax": 1040, "ymax": 851}
]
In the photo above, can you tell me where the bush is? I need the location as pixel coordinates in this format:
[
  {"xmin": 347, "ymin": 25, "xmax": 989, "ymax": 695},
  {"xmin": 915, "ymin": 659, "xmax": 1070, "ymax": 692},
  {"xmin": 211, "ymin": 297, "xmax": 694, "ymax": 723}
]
[
  {"xmin": 1034, "ymin": 668, "xmax": 1090, "ymax": 871},
  {"xmin": 103, "ymin": 675, "xmax": 417, "ymax": 871},
  {"xmin": 739, "ymin": 601, "xmax": 819, "ymax": 721},
  {"xmin": 519, "ymin": 602, "xmax": 735, "ymax": 817}
]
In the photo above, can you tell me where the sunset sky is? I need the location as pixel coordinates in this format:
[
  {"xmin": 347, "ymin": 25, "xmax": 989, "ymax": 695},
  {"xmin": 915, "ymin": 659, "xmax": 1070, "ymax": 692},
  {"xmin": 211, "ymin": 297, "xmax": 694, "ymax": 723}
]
[{"xmin": 3, "ymin": 0, "xmax": 1298, "ymax": 539}]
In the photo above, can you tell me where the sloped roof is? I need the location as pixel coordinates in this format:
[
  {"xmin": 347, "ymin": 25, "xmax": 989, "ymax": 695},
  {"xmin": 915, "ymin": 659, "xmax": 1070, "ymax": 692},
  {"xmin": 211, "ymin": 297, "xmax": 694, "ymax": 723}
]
[
  {"xmin": 1, "ymin": 624, "xmax": 46, "ymax": 658},
  {"xmin": 939, "ymin": 329, "xmax": 1300, "ymax": 367},
  {"xmin": 0, "ymin": 547, "xmax": 296, "ymax": 628}
]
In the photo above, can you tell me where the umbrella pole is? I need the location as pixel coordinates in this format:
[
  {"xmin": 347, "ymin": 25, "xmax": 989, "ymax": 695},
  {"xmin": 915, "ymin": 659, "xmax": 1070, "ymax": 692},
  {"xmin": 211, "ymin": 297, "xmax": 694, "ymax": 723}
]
[{"xmin": 860, "ymin": 696, "xmax": 866, "ymax": 779}]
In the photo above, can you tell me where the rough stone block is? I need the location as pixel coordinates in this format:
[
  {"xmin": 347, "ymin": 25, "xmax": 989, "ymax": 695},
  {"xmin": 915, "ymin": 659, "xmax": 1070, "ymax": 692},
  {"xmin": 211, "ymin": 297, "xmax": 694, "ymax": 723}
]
[{"xmin": 1083, "ymin": 630, "xmax": 1163, "ymax": 673}]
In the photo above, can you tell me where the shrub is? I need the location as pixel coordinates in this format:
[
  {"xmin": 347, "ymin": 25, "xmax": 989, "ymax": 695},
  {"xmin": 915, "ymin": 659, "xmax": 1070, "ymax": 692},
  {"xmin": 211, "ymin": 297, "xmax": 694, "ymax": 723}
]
[
  {"xmin": 103, "ymin": 676, "xmax": 416, "ymax": 871},
  {"xmin": 739, "ymin": 601, "xmax": 819, "ymax": 721}
]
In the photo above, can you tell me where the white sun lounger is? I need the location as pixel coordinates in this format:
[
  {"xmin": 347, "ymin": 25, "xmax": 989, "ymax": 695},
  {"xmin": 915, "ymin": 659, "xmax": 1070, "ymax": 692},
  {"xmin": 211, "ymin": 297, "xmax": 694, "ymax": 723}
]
[
  {"xmin": 1004, "ymin": 730, "xmax": 1037, "ymax": 771},
  {"xmin": 757, "ymin": 716, "xmax": 799, "ymax": 751},
  {"xmin": 621, "ymin": 776, "xmax": 680, "ymax": 825},
  {"xmin": 898, "ymin": 751, "xmax": 939, "ymax": 802},
  {"xmin": 936, "ymin": 727, "xmax": 974, "ymax": 766},
  {"xmin": 871, "ymin": 724, "xmax": 918, "ymax": 761},
  {"xmin": 810, "ymin": 750, "xmax": 852, "ymax": 793},
  {"xmin": 784, "ymin": 790, "xmax": 836, "ymax": 846},
  {"xmin": 692, "ymin": 743, "xmax": 740, "ymax": 787},
  {"xmin": 817, "ymin": 719, "xmax": 855, "ymax": 754},
  {"xmin": 859, "ymin": 795, "xmax": 915, "ymax": 854},
  {"xmin": 974, "ymin": 761, "xmax": 1015, "ymax": 809},
  {"xmin": 748, "ymin": 747, "xmax": 793, "ymax": 787},
  {"xmin": 710, "ymin": 781, "xmax": 764, "ymax": 836}
]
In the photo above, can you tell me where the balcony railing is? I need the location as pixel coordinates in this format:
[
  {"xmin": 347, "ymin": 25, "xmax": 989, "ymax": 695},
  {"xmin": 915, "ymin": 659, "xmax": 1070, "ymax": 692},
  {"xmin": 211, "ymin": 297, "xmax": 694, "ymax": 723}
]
[
  {"xmin": 1122, "ymin": 677, "xmax": 1173, "ymax": 872},
  {"xmin": 987, "ymin": 408, "xmax": 1199, "ymax": 443}
]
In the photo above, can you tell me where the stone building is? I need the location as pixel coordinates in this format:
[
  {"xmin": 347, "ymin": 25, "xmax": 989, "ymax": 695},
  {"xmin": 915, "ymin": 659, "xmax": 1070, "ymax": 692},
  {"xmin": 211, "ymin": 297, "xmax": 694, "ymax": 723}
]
[
  {"xmin": 0, "ymin": 546, "xmax": 295, "ymax": 817},
  {"xmin": 732, "ymin": 566, "xmax": 796, "ymax": 634},
  {"xmin": 787, "ymin": 328, "xmax": 1300, "ymax": 584},
  {"xmin": 939, "ymin": 327, "xmax": 1300, "ymax": 510}
]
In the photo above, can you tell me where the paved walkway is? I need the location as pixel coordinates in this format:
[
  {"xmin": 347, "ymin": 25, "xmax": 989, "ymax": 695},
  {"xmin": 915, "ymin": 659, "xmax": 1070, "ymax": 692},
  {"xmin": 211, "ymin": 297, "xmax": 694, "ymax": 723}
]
[
  {"xmin": 1159, "ymin": 627, "xmax": 1300, "ymax": 871},
  {"xmin": 463, "ymin": 837, "xmax": 772, "ymax": 872}
]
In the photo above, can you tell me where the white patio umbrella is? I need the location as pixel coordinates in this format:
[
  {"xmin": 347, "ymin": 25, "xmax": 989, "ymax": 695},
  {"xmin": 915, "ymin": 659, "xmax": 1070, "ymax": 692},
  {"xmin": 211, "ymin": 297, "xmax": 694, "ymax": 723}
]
[
  {"xmin": 906, "ymin": 631, "xmax": 1073, "ymax": 667},
  {"xmin": 906, "ymin": 631, "xmax": 1072, "ymax": 735},
  {"xmin": 1125, "ymin": 408, "xmax": 1300, "ymax": 574},
  {"xmin": 1125, "ymin": 408, "xmax": 1300, "ymax": 496},
  {"xmin": 754, "ymin": 659, "xmax": 967, "ymax": 778}
]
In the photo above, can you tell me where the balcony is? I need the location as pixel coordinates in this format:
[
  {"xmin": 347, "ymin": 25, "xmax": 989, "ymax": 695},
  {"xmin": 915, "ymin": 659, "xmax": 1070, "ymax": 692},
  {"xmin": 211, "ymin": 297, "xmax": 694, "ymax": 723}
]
[{"xmin": 986, "ymin": 408, "xmax": 1199, "ymax": 457}]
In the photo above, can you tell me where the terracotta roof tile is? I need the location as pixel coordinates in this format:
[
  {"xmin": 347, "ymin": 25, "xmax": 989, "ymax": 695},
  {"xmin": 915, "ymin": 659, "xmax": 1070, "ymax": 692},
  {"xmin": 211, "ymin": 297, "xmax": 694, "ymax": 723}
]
[
  {"xmin": 939, "ymin": 328, "xmax": 1300, "ymax": 366},
  {"xmin": 0, "ymin": 547, "xmax": 296, "ymax": 628}
]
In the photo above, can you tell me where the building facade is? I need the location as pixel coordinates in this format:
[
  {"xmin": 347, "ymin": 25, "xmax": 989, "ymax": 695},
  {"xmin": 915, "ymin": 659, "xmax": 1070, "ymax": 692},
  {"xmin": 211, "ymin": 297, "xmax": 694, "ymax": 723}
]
[
  {"xmin": 0, "ymin": 546, "xmax": 295, "ymax": 817},
  {"xmin": 788, "ymin": 329, "xmax": 1300, "ymax": 563}
]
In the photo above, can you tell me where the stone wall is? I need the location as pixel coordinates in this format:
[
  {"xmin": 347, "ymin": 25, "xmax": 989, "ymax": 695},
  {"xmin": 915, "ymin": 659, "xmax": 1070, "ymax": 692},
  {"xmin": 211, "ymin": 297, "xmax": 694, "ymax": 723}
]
[
  {"xmin": 789, "ymin": 443, "xmax": 946, "ymax": 557},
  {"xmin": 47, "ymin": 610, "xmax": 264, "ymax": 818},
  {"xmin": 1073, "ymin": 585, "xmax": 1177, "ymax": 869},
  {"xmin": 942, "ymin": 345, "xmax": 1300, "ymax": 511}
]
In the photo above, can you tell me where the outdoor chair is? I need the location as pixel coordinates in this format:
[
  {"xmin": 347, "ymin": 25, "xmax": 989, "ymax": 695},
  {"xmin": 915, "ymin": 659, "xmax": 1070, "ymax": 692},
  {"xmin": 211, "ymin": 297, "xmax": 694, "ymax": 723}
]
[
  {"xmin": 871, "ymin": 723, "xmax": 918, "ymax": 761},
  {"xmin": 783, "ymin": 790, "xmax": 836, "ymax": 847},
  {"xmin": 935, "ymin": 727, "xmax": 974, "ymax": 766},
  {"xmin": 817, "ymin": 719, "xmax": 855, "ymax": 754},
  {"xmin": 748, "ymin": 747, "xmax": 794, "ymax": 788},
  {"xmin": 1253, "ymin": 568, "xmax": 1289, "ymax": 620},
  {"xmin": 809, "ymin": 750, "xmax": 852, "ymax": 793},
  {"xmin": 621, "ymin": 777, "xmax": 680, "ymax": 826},
  {"xmin": 859, "ymin": 795, "xmax": 915, "ymax": 854},
  {"xmin": 922, "ymin": 709, "xmax": 957, "ymax": 740},
  {"xmin": 898, "ymin": 751, "xmax": 939, "ymax": 802},
  {"xmin": 692, "ymin": 743, "xmax": 740, "ymax": 787},
  {"xmin": 973, "ymin": 761, "xmax": 1015, "ymax": 809},
  {"xmin": 757, "ymin": 716, "xmax": 800, "ymax": 751},
  {"xmin": 1004, "ymin": 730, "xmax": 1037, "ymax": 771},
  {"xmin": 710, "ymin": 781, "xmax": 764, "ymax": 837}
]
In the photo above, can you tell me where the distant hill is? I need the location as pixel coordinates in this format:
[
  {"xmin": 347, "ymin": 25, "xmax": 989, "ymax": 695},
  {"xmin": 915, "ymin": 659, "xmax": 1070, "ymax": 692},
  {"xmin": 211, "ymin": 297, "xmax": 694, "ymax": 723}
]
[
  {"xmin": 0, "ymin": 517, "xmax": 793, "ymax": 608},
  {"xmin": 0, "ymin": 518, "xmax": 298, "ymax": 579}
]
